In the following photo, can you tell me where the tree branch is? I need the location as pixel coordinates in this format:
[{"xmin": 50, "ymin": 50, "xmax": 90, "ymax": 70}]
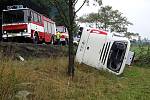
[
  {"xmin": 75, "ymin": 0, "xmax": 87, "ymax": 14},
  {"xmin": 64, "ymin": 0, "xmax": 69, "ymax": 6},
  {"xmin": 49, "ymin": 0, "xmax": 69, "ymax": 27},
  {"xmin": 74, "ymin": 0, "xmax": 79, "ymax": 5}
]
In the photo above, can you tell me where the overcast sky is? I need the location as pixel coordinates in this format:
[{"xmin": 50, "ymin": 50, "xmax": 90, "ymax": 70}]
[{"xmin": 76, "ymin": 0, "xmax": 150, "ymax": 39}]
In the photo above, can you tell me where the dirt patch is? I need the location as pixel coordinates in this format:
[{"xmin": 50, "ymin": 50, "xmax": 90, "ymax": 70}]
[{"xmin": 0, "ymin": 42, "xmax": 68, "ymax": 59}]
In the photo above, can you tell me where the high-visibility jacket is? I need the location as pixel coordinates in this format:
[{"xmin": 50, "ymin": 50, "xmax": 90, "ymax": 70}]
[{"xmin": 56, "ymin": 32, "xmax": 61, "ymax": 39}]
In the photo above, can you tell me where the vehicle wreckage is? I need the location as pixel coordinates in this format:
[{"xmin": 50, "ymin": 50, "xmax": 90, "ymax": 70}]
[{"xmin": 76, "ymin": 27, "xmax": 134, "ymax": 75}]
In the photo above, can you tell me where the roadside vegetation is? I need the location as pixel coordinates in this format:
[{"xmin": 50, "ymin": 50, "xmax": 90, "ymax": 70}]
[
  {"xmin": 131, "ymin": 43, "xmax": 150, "ymax": 67},
  {"xmin": 0, "ymin": 43, "xmax": 150, "ymax": 100}
]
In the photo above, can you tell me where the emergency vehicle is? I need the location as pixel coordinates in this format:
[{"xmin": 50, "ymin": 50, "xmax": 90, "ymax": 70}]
[
  {"xmin": 56, "ymin": 26, "xmax": 69, "ymax": 45},
  {"xmin": 76, "ymin": 27, "xmax": 134, "ymax": 75},
  {"xmin": 2, "ymin": 5, "xmax": 56, "ymax": 43}
]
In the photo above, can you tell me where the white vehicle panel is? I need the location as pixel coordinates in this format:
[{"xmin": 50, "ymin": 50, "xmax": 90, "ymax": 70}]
[
  {"xmin": 82, "ymin": 33, "xmax": 107, "ymax": 69},
  {"xmin": 126, "ymin": 51, "xmax": 134, "ymax": 65},
  {"xmin": 76, "ymin": 28, "xmax": 91, "ymax": 63},
  {"xmin": 27, "ymin": 23, "xmax": 44, "ymax": 33},
  {"xmin": 76, "ymin": 27, "xmax": 132, "ymax": 75}
]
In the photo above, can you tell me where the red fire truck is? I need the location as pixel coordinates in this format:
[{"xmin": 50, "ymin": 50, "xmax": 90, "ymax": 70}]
[
  {"xmin": 2, "ymin": 5, "xmax": 56, "ymax": 43},
  {"xmin": 56, "ymin": 26, "xmax": 69, "ymax": 45}
]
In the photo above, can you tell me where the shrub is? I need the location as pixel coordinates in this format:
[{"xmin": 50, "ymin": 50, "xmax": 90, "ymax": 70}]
[{"xmin": 131, "ymin": 43, "xmax": 150, "ymax": 66}]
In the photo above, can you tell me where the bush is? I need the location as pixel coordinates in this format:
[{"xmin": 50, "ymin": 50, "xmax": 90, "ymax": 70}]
[{"xmin": 131, "ymin": 43, "xmax": 150, "ymax": 66}]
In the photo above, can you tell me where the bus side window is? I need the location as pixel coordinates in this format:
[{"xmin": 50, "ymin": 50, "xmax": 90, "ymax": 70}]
[
  {"xmin": 28, "ymin": 10, "xmax": 34, "ymax": 22},
  {"xmin": 33, "ymin": 12, "xmax": 38, "ymax": 22},
  {"xmin": 24, "ymin": 10, "xmax": 28, "ymax": 22},
  {"xmin": 48, "ymin": 22, "xmax": 52, "ymax": 34},
  {"xmin": 44, "ymin": 21, "xmax": 48, "ymax": 33},
  {"xmin": 29, "ymin": 11, "xmax": 33, "ymax": 22},
  {"xmin": 51, "ymin": 23, "xmax": 55, "ymax": 34},
  {"xmin": 47, "ymin": 22, "xmax": 49, "ymax": 33},
  {"xmin": 38, "ymin": 15, "xmax": 42, "ymax": 24},
  {"xmin": 64, "ymin": 27, "xmax": 66, "ymax": 32},
  {"xmin": 27, "ymin": 11, "xmax": 32, "ymax": 22}
]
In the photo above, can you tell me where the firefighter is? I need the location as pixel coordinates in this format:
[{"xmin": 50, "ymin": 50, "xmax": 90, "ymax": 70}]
[{"xmin": 56, "ymin": 31, "xmax": 61, "ymax": 45}]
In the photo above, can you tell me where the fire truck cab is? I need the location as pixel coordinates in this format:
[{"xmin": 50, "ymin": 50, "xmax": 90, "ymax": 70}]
[
  {"xmin": 2, "ymin": 5, "xmax": 56, "ymax": 43},
  {"xmin": 76, "ymin": 27, "xmax": 134, "ymax": 75},
  {"xmin": 56, "ymin": 26, "xmax": 69, "ymax": 45}
]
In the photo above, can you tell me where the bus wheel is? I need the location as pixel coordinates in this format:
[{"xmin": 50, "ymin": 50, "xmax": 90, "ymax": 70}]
[{"xmin": 33, "ymin": 33, "xmax": 39, "ymax": 44}]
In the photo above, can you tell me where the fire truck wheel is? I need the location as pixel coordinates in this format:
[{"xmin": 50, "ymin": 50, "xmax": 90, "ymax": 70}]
[
  {"xmin": 61, "ymin": 41, "xmax": 66, "ymax": 45},
  {"xmin": 33, "ymin": 32, "xmax": 39, "ymax": 44}
]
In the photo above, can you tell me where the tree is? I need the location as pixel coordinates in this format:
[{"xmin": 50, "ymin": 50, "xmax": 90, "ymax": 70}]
[
  {"xmin": 48, "ymin": 0, "xmax": 102, "ymax": 78},
  {"xmin": 78, "ymin": 13, "xmax": 100, "ymax": 27},
  {"xmin": 48, "ymin": 0, "xmax": 69, "ymax": 25},
  {"xmin": 125, "ymin": 32, "xmax": 140, "ymax": 40},
  {"xmin": 77, "ymin": 5, "xmax": 132, "ymax": 33},
  {"xmin": 49, "ymin": 0, "xmax": 85, "ymax": 78}
]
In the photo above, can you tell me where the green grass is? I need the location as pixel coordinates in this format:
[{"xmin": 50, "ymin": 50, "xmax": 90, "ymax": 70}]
[{"xmin": 0, "ymin": 57, "xmax": 150, "ymax": 100}]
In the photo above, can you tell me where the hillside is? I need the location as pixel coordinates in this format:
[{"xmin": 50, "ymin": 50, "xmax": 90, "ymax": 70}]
[
  {"xmin": 0, "ymin": 42, "xmax": 68, "ymax": 59},
  {"xmin": 0, "ymin": 42, "xmax": 150, "ymax": 100}
]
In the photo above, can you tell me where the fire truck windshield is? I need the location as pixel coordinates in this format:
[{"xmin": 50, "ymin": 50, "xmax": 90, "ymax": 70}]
[
  {"xmin": 56, "ymin": 27, "xmax": 65, "ymax": 33},
  {"xmin": 3, "ymin": 10, "xmax": 25, "ymax": 24}
]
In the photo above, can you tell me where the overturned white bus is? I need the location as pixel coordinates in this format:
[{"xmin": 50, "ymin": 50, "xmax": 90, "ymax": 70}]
[{"xmin": 76, "ymin": 27, "xmax": 134, "ymax": 75}]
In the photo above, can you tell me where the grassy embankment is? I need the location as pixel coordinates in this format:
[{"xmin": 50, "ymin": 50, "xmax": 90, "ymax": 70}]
[{"xmin": 0, "ymin": 45, "xmax": 150, "ymax": 100}]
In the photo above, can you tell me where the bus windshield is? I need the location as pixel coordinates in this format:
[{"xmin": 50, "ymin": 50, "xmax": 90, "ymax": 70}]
[{"xmin": 3, "ymin": 10, "xmax": 25, "ymax": 24}]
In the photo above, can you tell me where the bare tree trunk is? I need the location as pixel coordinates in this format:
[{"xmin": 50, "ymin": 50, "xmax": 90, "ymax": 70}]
[
  {"xmin": 67, "ymin": 0, "xmax": 75, "ymax": 77},
  {"xmin": 68, "ymin": 29, "xmax": 75, "ymax": 77},
  {"xmin": 49, "ymin": 0, "xmax": 89, "ymax": 77}
]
